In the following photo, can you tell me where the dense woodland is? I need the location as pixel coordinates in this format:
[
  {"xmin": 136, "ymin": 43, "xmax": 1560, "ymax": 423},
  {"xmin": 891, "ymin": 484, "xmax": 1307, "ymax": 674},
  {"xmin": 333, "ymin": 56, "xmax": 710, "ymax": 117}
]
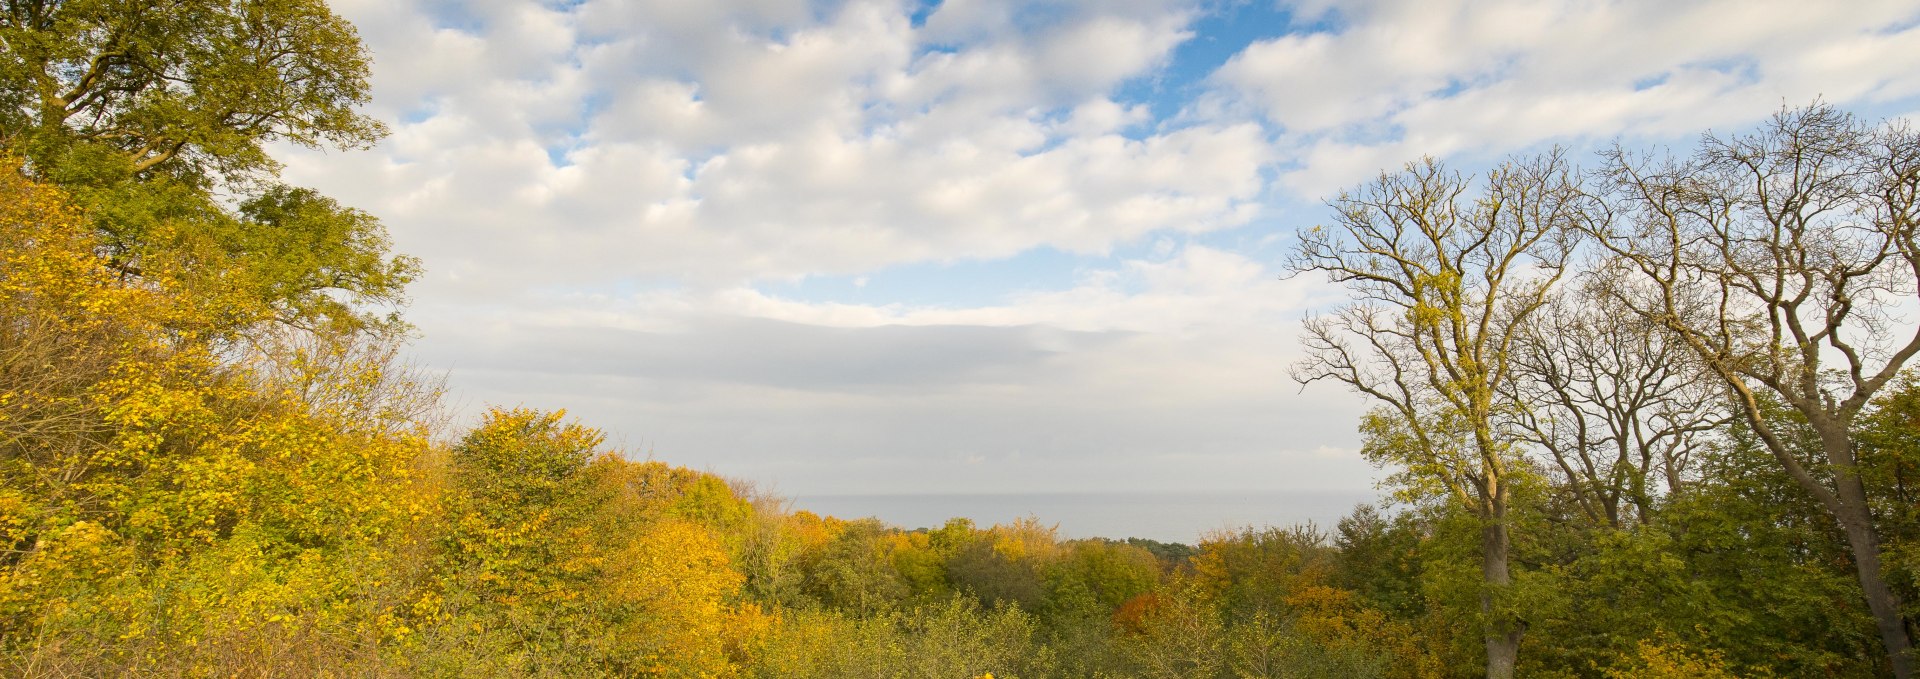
[{"xmin": 6, "ymin": 1, "xmax": 1920, "ymax": 677}]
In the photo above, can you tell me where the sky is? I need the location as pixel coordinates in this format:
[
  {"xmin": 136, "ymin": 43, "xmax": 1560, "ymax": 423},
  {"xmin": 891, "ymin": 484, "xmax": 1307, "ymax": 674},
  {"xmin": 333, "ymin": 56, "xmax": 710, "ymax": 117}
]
[{"xmin": 273, "ymin": 0, "xmax": 1920, "ymax": 501}]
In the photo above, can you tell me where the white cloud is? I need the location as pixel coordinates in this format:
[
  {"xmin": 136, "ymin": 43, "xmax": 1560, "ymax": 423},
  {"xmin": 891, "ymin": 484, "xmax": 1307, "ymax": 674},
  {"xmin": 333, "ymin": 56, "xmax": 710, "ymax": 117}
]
[
  {"xmin": 405, "ymin": 244, "xmax": 1373, "ymax": 494},
  {"xmin": 1210, "ymin": 0, "xmax": 1920, "ymax": 194},
  {"xmin": 273, "ymin": 0, "xmax": 1920, "ymax": 504},
  {"xmin": 281, "ymin": 0, "xmax": 1246, "ymax": 295}
]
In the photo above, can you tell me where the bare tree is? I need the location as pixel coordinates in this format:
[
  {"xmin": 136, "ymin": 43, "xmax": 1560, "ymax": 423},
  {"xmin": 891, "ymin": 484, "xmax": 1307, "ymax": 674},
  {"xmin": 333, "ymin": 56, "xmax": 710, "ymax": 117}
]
[
  {"xmin": 235, "ymin": 326, "xmax": 449, "ymax": 440},
  {"xmin": 1590, "ymin": 104, "xmax": 1920, "ymax": 678},
  {"xmin": 1503, "ymin": 283, "xmax": 1729, "ymax": 527},
  {"xmin": 1289, "ymin": 152, "xmax": 1591, "ymax": 679}
]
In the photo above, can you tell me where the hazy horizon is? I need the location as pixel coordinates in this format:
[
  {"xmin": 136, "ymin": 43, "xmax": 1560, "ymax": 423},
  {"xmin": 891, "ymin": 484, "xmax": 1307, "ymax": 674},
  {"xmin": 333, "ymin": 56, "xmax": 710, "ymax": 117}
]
[{"xmin": 788, "ymin": 489, "xmax": 1383, "ymax": 544}]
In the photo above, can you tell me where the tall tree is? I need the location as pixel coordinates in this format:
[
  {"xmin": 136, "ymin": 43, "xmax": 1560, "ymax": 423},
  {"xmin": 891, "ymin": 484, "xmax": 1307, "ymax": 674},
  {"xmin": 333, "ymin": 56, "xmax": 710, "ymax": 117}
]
[
  {"xmin": 0, "ymin": 0, "xmax": 384, "ymax": 181},
  {"xmin": 1290, "ymin": 152, "xmax": 1590, "ymax": 679},
  {"xmin": 1503, "ymin": 284, "xmax": 1728, "ymax": 527},
  {"xmin": 0, "ymin": 0, "xmax": 414, "ymax": 335},
  {"xmin": 1590, "ymin": 104, "xmax": 1920, "ymax": 677}
]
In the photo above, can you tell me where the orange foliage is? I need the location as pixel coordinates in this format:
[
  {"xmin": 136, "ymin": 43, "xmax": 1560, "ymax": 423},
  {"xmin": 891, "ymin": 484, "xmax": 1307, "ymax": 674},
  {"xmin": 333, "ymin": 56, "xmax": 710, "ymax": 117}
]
[
  {"xmin": 1113, "ymin": 592, "xmax": 1170, "ymax": 637},
  {"xmin": 1285, "ymin": 584, "xmax": 1442, "ymax": 679}
]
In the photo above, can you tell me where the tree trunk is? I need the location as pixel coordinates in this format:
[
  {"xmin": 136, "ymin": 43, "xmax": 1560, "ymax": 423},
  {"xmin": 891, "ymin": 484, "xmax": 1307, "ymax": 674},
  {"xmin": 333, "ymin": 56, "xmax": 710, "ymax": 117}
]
[
  {"xmin": 1834, "ymin": 467, "xmax": 1914, "ymax": 679},
  {"xmin": 1481, "ymin": 510, "xmax": 1522, "ymax": 679}
]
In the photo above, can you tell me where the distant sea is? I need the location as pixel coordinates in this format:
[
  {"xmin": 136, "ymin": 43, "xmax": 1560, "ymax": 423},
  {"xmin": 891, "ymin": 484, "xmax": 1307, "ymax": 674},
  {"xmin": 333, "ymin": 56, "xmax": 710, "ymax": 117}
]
[{"xmin": 787, "ymin": 490, "xmax": 1381, "ymax": 545}]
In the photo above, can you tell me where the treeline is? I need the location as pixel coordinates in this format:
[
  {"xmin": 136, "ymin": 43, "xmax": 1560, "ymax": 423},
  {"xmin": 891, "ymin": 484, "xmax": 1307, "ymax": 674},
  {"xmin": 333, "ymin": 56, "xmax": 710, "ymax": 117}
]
[
  {"xmin": 0, "ymin": 158, "xmax": 1429, "ymax": 675},
  {"xmin": 0, "ymin": 161, "xmax": 1440, "ymax": 676},
  {"xmin": 6, "ymin": 171, "xmax": 1910, "ymax": 677}
]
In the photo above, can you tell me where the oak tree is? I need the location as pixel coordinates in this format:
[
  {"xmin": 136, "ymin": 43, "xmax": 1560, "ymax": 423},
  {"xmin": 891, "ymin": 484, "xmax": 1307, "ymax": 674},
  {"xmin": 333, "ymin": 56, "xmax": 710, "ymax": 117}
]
[
  {"xmin": 1504, "ymin": 284, "xmax": 1729, "ymax": 527},
  {"xmin": 1290, "ymin": 152, "xmax": 1592, "ymax": 678},
  {"xmin": 1590, "ymin": 104, "xmax": 1920, "ymax": 677}
]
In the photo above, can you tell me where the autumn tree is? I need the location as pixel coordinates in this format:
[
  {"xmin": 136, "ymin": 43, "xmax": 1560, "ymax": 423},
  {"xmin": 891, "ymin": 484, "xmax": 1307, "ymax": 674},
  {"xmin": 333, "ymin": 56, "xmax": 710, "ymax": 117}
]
[
  {"xmin": 1043, "ymin": 539, "xmax": 1161, "ymax": 618},
  {"xmin": 948, "ymin": 518, "xmax": 1062, "ymax": 614},
  {"xmin": 1590, "ymin": 104, "xmax": 1920, "ymax": 677},
  {"xmin": 424, "ymin": 408, "xmax": 760, "ymax": 675},
  {"xmin": 0, "ymin": 159, "xmax": 437, "ymax": 674},
  {"xmin": 0, "ymin": 162, "xmax": 179, "ymax": 664},
  {"xmin": 1289, "ymin": 152, "xmax": 1591, "ymax": 678},
  {"xmin": 750, "ymin": 595, "xmax": 1054, "ymax": 679},
  {"xmin": 0, "ymin": 0, "xmax": 416, "ymax": 335},
  {"xmin": 798, "ymin": 517, "xmax": 912, "ymax": 617}
]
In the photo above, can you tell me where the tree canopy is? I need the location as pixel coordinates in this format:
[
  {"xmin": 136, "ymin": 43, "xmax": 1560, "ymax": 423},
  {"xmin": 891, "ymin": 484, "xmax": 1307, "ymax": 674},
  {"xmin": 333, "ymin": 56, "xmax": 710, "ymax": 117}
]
[{"xmin": 0, "ymin": 0, "xmax": 413, "ymax": 336}]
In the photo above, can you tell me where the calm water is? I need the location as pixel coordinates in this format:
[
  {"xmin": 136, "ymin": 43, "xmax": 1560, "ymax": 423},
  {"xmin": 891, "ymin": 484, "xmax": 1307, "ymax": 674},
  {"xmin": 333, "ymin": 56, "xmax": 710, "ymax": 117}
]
[{"xmin": 788, "ymin": 490, "xmax": 1380, "ymax": 544}]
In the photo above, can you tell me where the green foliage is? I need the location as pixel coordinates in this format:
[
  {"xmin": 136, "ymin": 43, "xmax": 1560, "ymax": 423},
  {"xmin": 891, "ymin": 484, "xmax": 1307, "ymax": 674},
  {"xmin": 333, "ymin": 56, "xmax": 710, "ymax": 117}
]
[
  {"xmin": 950, "ymin": 534, "xmax": 1048, "ymax": 611},
  {"xmin": 1123, "ymin": 536, "xmax": 1196, "ymax": 566},
  {"xmin": 1859, "ymin": 376, "xmax": 1920, "ymax": 623},
  {"xmin": 1334, "ymin": 504, "xmax": 1426, "ymax": 618},
  {"xmin": 1188, "ymin": 524, "xmax": 1334, "ymax": 617},
  {"xmin": 232, "ymin": 186, "xmax": 419, "ymax": 333},
  {"xmin": 1044, "ymin": 539, "xmax": 1161, "ymax": 615},
  {"xmin": 419, "ymin": 408, "xmax": 763, "ymax": 677},
  {"xmin": 798, "ymin": 518, "xmax": 912, "ymax": 617},
  {"xmin": 0, "ymin": 0, "xmax": 383, "ymax": 180},
  {"xmin": 749, "ymin": 595, "xmax": 1055, "ymax": 679},
  {"xmin": 1115, "ymin": 583, "xmax": 1226, "ymax": 678},
  {"xmin": 1636, "ymin": 446, "xmax": 1880, "ymax": 677},
  {"xmin": 0, "ymin": 0, "xmax": 415, "ymax": 336}
]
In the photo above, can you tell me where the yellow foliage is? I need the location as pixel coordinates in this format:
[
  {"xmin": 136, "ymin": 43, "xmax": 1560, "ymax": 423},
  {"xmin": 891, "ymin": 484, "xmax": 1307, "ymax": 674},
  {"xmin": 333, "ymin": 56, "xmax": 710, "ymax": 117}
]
[
  {"xmin": 0, "ymin": 159, "xmax": 437, "ymax": 673},
  {"xmin": 1284, "ymin": 584, "xmax": 1442, "ymax": 679},
  {"xmin": 784, "ymin": 509, "xmax": 842, "ymax": 550},
  {"xmin": 608, "ymin": 518, "xmax": 748, "ymax": 676},
  {"xmin": 1604, "ymin": 635, "xmax": 1746, "ymax": 679},
  {"xmin": 987, "ymin": 516, "xmax": 1062, "ymax": 564}
]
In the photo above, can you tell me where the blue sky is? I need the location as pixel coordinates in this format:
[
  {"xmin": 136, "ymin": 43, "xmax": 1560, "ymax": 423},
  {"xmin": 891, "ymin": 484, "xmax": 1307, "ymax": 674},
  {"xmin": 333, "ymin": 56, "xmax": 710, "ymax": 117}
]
[{"xmin": 277, "ymin": 0, "xmax": 1920, "ymax": 498}]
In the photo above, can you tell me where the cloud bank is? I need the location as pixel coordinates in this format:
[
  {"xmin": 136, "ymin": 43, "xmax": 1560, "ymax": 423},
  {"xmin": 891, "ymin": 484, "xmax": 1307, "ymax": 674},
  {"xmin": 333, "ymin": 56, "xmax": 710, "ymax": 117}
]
[{"xmin": 275, "ymin": 0, "xmax": 1920, "ymax": 495}]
